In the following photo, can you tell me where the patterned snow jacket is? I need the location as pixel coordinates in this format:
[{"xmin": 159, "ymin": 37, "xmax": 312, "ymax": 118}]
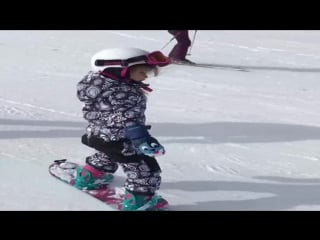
[{"xmin": 77, "ymin": 70, "xmax": 148, "ymax": 142}]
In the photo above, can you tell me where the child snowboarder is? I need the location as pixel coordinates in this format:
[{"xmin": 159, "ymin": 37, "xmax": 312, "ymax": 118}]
[{"xmin": 76, "ymin": 47, "xmax": 170, "ymax": 210}]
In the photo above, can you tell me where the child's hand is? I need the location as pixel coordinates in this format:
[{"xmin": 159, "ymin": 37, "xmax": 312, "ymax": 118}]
[
  {"xmin": 137, "ymin": 137, "xmax": 165, "ymax": 157},
  {"xmin": 125, "ymin": 125, "xmax": 165, "ymax": 157}
]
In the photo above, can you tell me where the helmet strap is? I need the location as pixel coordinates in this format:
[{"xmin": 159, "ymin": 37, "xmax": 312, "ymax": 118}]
[
  {"xmin": 120, "ymin": 67, "xmax": 129, "ymax": 78},
  {"xmin": 99, "ymin": 69, "xmax": 120, "ymax": 80},
  {"xmin": 99, "ymin": 68, "xmax": 153, "ymax": 93}
]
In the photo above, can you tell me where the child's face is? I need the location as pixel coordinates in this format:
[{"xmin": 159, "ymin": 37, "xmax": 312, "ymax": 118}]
[{"xmin": 129, "ymin": 64, "xmax": 157, "ymax": 82}]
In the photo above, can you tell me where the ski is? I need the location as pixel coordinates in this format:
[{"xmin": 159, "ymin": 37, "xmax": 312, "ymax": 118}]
[{"xmin": 172, "ymin": 62, "xmax": 249, "ymax": 72}]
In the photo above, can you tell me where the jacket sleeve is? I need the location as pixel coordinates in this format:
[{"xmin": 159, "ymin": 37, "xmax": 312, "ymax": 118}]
[
  {"xmin": 106, "ymin": 83, "xmax": 147, "ymax": 126},
  {"xmin": 77, "ymin": 72, "xmax": 103, "ymax": 104}
]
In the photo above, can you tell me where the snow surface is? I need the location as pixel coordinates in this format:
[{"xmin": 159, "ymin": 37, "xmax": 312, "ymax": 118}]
[{"xmin": 1, "ymin": 30, "xmax": 320, "ymax": 210}]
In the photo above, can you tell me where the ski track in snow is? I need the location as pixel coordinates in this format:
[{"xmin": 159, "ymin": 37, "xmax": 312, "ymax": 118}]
[
  {"xmin": 0, "ymin": 97, "xmax": 80, "ymax": 118},
  {"xmin": 107, "ymin": 31, "xmax": 160, "ymax": 42}
]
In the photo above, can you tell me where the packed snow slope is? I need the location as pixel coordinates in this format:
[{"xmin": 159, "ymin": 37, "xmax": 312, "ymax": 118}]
[{"xmin": 1, "ymin": 30, "xmax": 320, "ymax": 210}]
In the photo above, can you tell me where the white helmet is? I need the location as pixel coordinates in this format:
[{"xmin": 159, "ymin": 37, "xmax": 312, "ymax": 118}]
[{"xmin": 91, "ymin": 48, "xmax": 150, "ymax": 72}]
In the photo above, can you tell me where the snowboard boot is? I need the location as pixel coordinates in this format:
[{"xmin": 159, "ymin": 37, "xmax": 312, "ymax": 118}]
[
  {"xmin": 73, "ymin": 164, "xmax": 114, "ymax": 190},
  {"xmin": 121, "ymin": 189, "xmax": 169, "ymax": 211}
]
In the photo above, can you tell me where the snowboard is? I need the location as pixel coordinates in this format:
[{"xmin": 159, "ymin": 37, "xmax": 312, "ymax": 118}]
[
  {"xmin": 172, "ymin": 61, "xmax": 249, "ymax": 72},
  {"xmin": 49, "ymin": 159, "xmax": 169, "ymax": 211}
]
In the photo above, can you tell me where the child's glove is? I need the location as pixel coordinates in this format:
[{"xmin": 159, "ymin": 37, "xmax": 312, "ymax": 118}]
[{"xmin": 125, "ymin": 125, "xmax": 165, "ymax": 157}]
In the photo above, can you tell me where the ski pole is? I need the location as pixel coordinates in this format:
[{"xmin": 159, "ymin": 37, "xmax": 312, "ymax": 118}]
[
  {"xmin": 187, "ymin": 30, "xmax": 197, "ymax": 56},
  {"xmin": 160, "ymin": 31, "xmax": 182, "ymax": 51},
  {"xmin": 160, "ymin": 36, "xmax": 175, "ymax": 50}
]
